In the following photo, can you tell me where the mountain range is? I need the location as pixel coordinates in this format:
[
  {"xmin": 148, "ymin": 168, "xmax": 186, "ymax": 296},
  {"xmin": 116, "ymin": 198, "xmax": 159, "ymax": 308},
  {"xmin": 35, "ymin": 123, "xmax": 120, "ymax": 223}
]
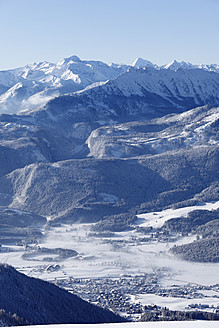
[
  {"xmin": 0, "ymin": 55, "xmax": 218, "ymax": 245},
  {"xmin": 0, "ymin": 55, "xmax": 219, "ymax": 324},
  {"xmin": 0, "ymin": 55, "xmax": 219, "ymax": 114}
]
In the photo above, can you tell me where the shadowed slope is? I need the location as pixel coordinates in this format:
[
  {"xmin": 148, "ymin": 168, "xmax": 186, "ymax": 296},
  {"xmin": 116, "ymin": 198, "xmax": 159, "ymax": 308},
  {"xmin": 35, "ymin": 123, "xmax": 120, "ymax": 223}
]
[{"xmin": 0, "ymin": 264, "xmax": 125, "ymax": 325}]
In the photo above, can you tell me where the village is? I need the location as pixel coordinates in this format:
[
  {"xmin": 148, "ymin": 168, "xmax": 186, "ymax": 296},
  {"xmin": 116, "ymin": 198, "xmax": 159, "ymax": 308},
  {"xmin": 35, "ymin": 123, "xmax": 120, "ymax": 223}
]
[{"xmin": 53, "ymin": 273, "xmax": 219, "ymax": 319}]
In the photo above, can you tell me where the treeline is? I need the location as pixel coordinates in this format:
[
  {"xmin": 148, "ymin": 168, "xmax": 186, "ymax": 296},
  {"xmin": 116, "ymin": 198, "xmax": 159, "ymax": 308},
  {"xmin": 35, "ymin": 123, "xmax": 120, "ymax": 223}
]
[
  {"xmin": 140, "ymin": 308, "xmax": 219, "ymax": 321},
  {"xmin": 195, "ymin": 219, "xmax": 219, "ymax": 238},
  {"xmin": 171, "ymin": 237, "xmax": 219, "ymax": 262},
  {"xmin": 162, "ymin": 209, "xmax": 219, "ymax": 234},
  {"xmin": 92, "ymin": 213, "xmax": 136, "ymax": 232},
  {"xmin": 161, "ymin": 208, "xmax": 219, "ymax": 263}
]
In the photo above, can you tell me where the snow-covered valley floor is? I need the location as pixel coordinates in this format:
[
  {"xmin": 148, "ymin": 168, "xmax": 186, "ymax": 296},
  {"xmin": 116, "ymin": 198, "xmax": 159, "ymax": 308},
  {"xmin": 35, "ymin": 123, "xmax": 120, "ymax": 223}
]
[{"xmin": 0, "ymin": 201, "xmax": 219, "ymax": 316}]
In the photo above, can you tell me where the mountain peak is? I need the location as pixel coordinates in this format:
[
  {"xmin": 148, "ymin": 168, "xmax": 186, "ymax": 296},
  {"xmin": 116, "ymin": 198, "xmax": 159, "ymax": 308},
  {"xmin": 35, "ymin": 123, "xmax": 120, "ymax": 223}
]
[
  {"xmin": 57, "ymin": 55, "xmax": 82, "ymax": 67},
  {"xmin": 163, "ymin": 60, "xmax": 194, "ymax": 70},
  {"xmin": 132, "ymin": 57, "xmax": 155, "ymax": 68},
  {"xmin": 66, "ymin": 55, "xmax": 82, "ymax": 62}
]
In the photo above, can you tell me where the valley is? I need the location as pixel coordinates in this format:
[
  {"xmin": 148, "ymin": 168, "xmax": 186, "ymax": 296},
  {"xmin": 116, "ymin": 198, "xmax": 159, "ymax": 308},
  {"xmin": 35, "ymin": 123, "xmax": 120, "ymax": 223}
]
[
  {"xmin": 1, "ymin": 201, "xmax": 219, "ymax": 319},
  {"xmin": 0, "ymin": 55, "xmax": 218, "ymax": 323}
]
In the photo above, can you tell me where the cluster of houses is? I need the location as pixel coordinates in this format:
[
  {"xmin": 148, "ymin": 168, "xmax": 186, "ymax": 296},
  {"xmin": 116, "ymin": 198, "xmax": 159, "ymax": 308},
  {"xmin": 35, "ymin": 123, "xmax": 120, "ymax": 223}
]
[
  {"xmin": 53, "ymin": 274, "xmax": 219, "ymax": 318},
  {"xmin": 187, "ymin": 303, "xmax": 219, "ymax": 311}
]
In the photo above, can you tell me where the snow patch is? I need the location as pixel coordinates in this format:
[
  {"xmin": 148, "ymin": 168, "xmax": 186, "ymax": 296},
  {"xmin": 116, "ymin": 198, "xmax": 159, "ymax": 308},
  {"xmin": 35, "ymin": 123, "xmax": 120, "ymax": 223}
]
[
  {"xmin": 99, "ymin": 193, "xmax": 119, "ymax": 203},
  {"xmin": 136, "ymin": 201, "xmax": 219, "ymax": 229}
]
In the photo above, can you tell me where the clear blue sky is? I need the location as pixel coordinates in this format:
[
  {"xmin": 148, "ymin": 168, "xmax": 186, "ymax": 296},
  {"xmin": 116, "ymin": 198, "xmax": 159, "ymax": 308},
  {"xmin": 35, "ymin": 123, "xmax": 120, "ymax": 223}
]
[{"xmin": 0, "ymin": 0, "xmax": 218, "ymax": 69}]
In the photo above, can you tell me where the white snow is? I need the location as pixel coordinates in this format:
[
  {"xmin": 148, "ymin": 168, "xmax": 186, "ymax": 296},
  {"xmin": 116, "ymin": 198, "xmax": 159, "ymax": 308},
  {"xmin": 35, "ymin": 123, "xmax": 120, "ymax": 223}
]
[
  {"xmin": 0, "ymin": 201, "xmax": 218, "ymax": 314},
  {"xmin": 203, "ymin": 112, "xmax": 219, "ymax": 123},
  {"xmin": 21, "ymin": 92, "xmax": 59, "ymax": 108},
  {"xmin": 8, "ymin": 322, "xmax": 219, "ymax": 328},
  {"xmin": 137, "ymin": 294, "xmax": 219, "ymax": 311},
  {"xmin": 163, "ymin": 60, "xmax": 195, "ymax": 71},
  {"xmin": 0, "ymin": 56, "xmax": 219, "ymax": 114},
  {"xmin": 132, "ymin": 58, "xmax": 156, "ymax": 68},
  {"xmin": 60, "ymin": 70, "xmax": 81, "ymax": 82},
  {"xmin": 98, "ymin": 193, "xmax": 119, "ymax": 203},
  {"xmin": 136, "ymin": 201, "xmax": 219, "ymax": 228},
  {"xmin": 1, "ymin": 203, "xmax": 219, "ymax": 286},
  {"xmin": 0, "ymin": 55, "xmax": 127, "ymax": 114}
]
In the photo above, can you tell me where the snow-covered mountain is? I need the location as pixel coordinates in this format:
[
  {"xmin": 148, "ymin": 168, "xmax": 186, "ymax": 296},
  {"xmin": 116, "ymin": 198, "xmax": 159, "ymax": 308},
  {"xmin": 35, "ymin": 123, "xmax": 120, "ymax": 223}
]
[
  {"xmin": 0, "ymin": 55, "xmax": 219, "ymax": 114},
  {"xmin": 0, "ymin": 102, "xmax": 218, "ymax": 222},
  {"xmin": 132, "ymin": 58, "xmax": 219, "ymax": 72},
  {"xmin": 0, "ymin": 56, "xmax": 128, "ymax": 113},
  {"xmin": 25, "ymin": 65, "xmax": 219, "ymax": 127},
  {"xmin": 162, "ymin": 60, "xmax": 219, "ymax": 73},
  {"xmin": 86, "ymin": 105, "xmax": 219, "ymax": 158},
  {"xmin": 0, "ymin": 60, "xmax": 218, "ymax": 178},
  {"xmin": 15, "ymin": 55, "xmax": 128, "ymax": 88},
  {"xmin": 0, "ymin": 55, "xmax": 219, "ymax": 323},
  {"xmin": 131, "ymin": 57, "xmax": 157, "ymax": 69}
]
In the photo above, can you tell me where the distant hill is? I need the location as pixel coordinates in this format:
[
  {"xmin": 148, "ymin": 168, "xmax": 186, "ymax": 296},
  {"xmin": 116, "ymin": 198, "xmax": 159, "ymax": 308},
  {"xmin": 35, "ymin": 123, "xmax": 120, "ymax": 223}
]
[
  {"xmin": 0, "ymin": 264, "xmax": 125, "ymax": 325},
  {"xmin": 0, "ymin": 106, "xmax": 218, "ymax": 226}
]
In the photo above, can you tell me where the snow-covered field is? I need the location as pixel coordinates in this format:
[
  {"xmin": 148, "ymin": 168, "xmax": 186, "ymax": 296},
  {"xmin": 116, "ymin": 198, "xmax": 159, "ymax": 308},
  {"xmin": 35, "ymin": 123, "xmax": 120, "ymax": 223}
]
[
  {"xmin": 137, "ymin": 294, "xmax": 219, "ymax": 311},
  {"xmin": 10, "ymin": 322, "xmax": 219, "ymax": 328},
  {"xmin": 0, "ymin": 201, "xmax": 219, "ymax": 313},
  {"xmin": 136, "ymin": 201, "xmax": 219, "ymax": 228},
  {"xmin": 1, "ymin": 221, "xmax": 217, "ymax": 286}
]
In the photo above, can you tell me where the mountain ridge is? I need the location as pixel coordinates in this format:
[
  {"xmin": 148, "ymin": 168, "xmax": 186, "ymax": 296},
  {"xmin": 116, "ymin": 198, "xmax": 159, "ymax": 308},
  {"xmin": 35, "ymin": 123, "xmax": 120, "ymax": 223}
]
[
  {"xmin": 0, "ymin": 55, "xmax": 218, "ymax": 261},
  {"xmin": 0, "ymin": 55, "xmax": 219, "ymax": 114}
]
